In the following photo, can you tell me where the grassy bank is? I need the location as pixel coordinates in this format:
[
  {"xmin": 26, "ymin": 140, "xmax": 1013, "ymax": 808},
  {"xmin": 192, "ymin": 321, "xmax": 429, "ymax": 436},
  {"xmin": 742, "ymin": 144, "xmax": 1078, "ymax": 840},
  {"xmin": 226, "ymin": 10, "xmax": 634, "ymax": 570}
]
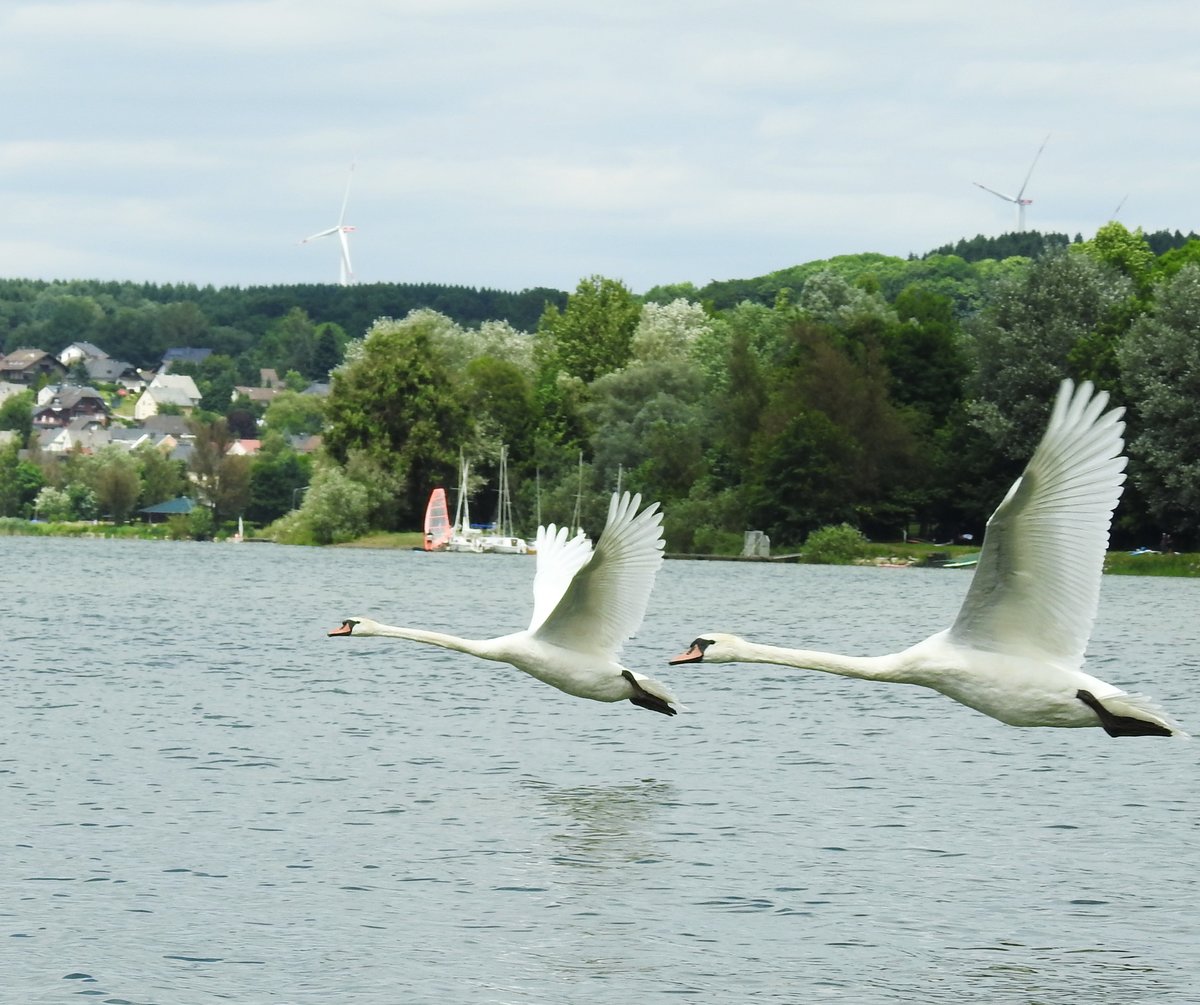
[
  {"xmin": 1104, "ymin": 551, "xmax": 1200, "ymax": 576},
  {"xmin": 334, "ymin": 531, "xmax": 426, "ymax": 550},
  {"xmin": 0, "ymin": 517, "xmax": 172, "ymax": 540}
]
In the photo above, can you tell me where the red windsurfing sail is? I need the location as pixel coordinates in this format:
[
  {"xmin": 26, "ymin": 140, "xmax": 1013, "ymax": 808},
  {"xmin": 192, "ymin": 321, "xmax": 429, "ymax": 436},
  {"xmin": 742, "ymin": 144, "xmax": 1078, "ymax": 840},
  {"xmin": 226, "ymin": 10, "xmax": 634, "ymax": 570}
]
[{"xmin": 423, "ymin": 487, "xmax": 452, "ymax": 551}]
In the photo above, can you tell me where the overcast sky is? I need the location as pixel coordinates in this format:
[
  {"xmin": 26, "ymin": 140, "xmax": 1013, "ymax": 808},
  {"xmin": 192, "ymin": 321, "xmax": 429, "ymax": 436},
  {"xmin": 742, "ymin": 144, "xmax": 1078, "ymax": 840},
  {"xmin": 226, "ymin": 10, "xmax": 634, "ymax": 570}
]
[{"xmin": 3, "ymin": 1, "xmax": 1197, "ymax": 295}]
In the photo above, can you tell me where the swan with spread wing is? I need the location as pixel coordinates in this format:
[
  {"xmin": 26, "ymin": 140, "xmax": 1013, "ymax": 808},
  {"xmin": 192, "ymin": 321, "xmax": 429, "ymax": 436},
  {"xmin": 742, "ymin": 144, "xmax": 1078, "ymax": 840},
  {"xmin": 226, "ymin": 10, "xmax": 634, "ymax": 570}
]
[
  {"xmin": 331, "ymin": 491, "xmax": 678, "ymax": 716},
  {"xmin": 670, "ymin": 380, "xmax": 1183, "ymax": 738}
]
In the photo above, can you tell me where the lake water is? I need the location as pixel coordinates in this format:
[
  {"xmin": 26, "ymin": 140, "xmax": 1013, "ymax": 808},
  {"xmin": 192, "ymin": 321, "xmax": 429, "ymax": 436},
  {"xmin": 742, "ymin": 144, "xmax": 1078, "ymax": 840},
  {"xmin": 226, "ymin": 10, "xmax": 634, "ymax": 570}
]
[{"xmin": 2, "ymin": 536, "xmax": 1198, "ymax": 1004}]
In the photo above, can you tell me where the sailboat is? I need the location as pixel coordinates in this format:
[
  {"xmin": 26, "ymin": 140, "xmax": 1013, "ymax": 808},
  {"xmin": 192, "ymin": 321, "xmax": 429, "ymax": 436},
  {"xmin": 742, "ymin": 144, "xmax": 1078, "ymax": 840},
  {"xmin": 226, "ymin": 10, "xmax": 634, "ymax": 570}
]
[
  {"xmin": 477, "ymin": 444, "xmax": 529, "ymax": 554},
  {"xmin": 422, "ymin": 486, "xmax": 452, "ymax": 551},
  {"xmin": 446, "ymin": 452, "xmax": 485, "ymax": 552}
]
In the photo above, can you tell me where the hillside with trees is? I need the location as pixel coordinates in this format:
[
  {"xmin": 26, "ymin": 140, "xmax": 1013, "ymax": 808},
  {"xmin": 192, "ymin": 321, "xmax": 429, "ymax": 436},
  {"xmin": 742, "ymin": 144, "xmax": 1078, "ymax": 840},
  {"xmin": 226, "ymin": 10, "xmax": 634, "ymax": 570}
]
[{"xmin": 2, "ymin": 223, "xmax": 1198, "ymax": 552}]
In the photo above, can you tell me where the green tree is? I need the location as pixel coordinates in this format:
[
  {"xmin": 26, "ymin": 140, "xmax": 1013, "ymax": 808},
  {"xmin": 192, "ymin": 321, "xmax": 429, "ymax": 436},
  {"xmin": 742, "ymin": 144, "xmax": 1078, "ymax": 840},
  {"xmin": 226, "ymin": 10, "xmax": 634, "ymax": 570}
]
[
  {"xmin": 1081, "ymin": 222, "xmax": 1154, "ymax": 298},
  {"xmin": 535, "ymin": 275, "xmax": 640, "ymax": 384},
  {"xmin": 585, "ymin": 360, "xmax": 707, "ymax": 505},
  {"xmin": 462, "ymin": 356, "xmax": 536, "ymax": 473},
  {"xmin": 295, "ymin": 462, "xmax": 370, "ymax": 544},
  {"xmin": 188, "ymin": 417, "xmax": 252, "ymax": 524},
  {"xmin": 965, "ymin": 251, "xmax": 1133, "ymax": 463},
  {"xmin": 885, "ymin": 287, "xmax": 966, "ymax": 427},
  {"xmin": 1152, "ymin": 238, "xmax": 1200, "ymax": 281},
  {"xmin": 31, "ymin": 293, "xmax": 103, "ymax": 347},
  {"xmin": 134, "ymin": 443, "xmax": 186, "ymax": 507},
  {"xmin": 711, "ymin": 327, "xmax": 767, "ymax": 483},
  {"xmin": 0, "ymin": 443, "xmax": 44, "ymax": 517},
  {"xmin": 324, "ymin": 317, "xmax": 472, "ymax": 528},
  {"xmin": 629, "ymin": 298, "xmax": 712, "ymax": 364},
  {"xmin": 34, "ymin": 486, "xmax": 73, "ymax": 522},
  {"xmin": 247, "ymin": 437, "xmax": 312, "ymax": 524},
  {"xmin": 156, "ymin": 300, "xmax": 211, "ymax": 347},
  {"xmin": 262, "ymin": 390, "xmax": 325, "ymax": 437},
  {"xmin": 751, "ymin": 406, "xmax": 858, "ymax": 542},
  {"xmin": 799, "ymin": 269, "xmax": 898, "ymax": 330},
  {"xmin": 87, "ymin": 447, "xmax": 142, "ymax": 524},
  {"xmin": 310, "ymin": 322, "xmax": 345, "ymax": 378},
  {"xmin": 1117, "ymin": 263, "xmax": 1200, "ymax": 538},
  {"xmin": 187, "ymin": 505, "xmax": 215, "ymax": 541},
  {"xmin": 749, "ymin": 320, "xmax": 920, "ymax": 540},
  {"xmin": 67, "ymin": 482, "xmax": 98, "ymax": 520},
  {"xmin": 0, "ymin": 389, "xmax": 34, "ymax": 440}
]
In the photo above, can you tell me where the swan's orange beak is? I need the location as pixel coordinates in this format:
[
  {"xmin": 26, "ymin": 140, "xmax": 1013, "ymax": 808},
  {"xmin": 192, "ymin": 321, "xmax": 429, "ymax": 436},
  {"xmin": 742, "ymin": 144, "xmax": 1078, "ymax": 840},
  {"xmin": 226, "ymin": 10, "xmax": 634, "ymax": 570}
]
[
  {"xmin": 668, "ymin": 644, "xmax": 705, "ymax": 665},
  {"xmin": 328, "ymin": 621, "xmax": 355, "ymax": 636}
]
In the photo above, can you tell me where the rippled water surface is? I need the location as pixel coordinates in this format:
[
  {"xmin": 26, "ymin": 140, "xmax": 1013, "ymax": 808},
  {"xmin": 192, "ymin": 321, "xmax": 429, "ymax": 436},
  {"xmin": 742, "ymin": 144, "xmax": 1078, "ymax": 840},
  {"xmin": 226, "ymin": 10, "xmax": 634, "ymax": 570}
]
[{"xmin": 3, "ymin": 536, "xmax": 1199, "ymax": 1003}]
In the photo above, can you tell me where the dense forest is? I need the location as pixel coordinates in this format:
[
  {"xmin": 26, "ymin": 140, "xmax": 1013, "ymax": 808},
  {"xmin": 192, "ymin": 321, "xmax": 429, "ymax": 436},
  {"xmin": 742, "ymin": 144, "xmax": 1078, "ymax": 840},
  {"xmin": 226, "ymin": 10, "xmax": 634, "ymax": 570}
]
[{"xmin": 2, "ymin": 223, "xmax": 1198, "ymax": 551}]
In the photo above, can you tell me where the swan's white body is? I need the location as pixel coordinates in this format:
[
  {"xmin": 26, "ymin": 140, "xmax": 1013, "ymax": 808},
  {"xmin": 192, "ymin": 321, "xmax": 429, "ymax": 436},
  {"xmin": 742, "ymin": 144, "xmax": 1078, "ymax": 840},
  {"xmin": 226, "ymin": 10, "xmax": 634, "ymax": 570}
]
[
  {"xmin": 671, "ymin": 380, "xmax": 1182, "ymax": 738},
  {"xmin": 331, "ymin": 491, "xmax": 679, "ymax": 715}
]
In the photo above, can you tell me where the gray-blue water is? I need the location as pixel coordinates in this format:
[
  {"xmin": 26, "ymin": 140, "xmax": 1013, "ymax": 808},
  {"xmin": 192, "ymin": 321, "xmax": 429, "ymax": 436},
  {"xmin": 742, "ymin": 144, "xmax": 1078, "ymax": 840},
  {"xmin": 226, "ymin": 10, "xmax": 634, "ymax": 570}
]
[{"xmin": 2, "ymin": 536, "xmax": 1198, "ymax": 1003}]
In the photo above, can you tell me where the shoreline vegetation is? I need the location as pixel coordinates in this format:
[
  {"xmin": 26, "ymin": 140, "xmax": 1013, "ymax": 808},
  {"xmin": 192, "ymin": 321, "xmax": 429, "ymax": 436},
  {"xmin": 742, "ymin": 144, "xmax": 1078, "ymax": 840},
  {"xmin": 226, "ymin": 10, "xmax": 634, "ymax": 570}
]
[{"xmin": 4, "ymin": 517, "xmax": 1196, "ymax": 577}]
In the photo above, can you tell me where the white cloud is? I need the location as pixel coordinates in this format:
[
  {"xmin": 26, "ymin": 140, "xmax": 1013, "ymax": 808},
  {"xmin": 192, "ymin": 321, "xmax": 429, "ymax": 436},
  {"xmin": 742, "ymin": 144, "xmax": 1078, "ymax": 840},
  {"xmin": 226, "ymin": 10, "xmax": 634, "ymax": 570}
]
[{"xmin": 0, "ymin": 0, "xmax": 1196, "ymax": 292}]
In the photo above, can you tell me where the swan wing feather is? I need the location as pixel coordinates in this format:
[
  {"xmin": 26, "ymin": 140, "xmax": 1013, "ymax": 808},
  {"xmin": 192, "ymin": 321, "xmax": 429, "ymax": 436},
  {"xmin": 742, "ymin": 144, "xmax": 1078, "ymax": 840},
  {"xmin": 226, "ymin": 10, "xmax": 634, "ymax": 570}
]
[
  {"xmin": 949, "ymin": 379, "xmax": 1126, "ymax": 665},
  {"xmin": 532, "ymin": 491, "xmax": 665, "ymax": 658},
  {"xmin": 528, "ymin": 522, "xmax": 594, "ymax": 633}
]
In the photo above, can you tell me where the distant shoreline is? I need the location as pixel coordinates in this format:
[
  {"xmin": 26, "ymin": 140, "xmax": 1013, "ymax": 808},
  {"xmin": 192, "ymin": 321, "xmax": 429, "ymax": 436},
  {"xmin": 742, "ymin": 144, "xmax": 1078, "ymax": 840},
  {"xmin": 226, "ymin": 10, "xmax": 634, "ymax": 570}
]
[{"xmin": 4, "ymin": 519, "xmax": 1195, "ymax": 576}]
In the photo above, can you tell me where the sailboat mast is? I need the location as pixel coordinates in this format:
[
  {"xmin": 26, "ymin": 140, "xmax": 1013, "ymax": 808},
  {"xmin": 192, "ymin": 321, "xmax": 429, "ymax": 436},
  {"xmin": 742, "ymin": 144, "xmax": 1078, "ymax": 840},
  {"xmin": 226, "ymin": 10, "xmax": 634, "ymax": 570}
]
[
  {"xmin": 454, "ymin": 450, "xmax": 470, "ymax": 533},
  {"xmin": 571, "ymin": 449, "xmax": 583, "ymax": 537},
  {"xmin": 498, "ymin": 443, "xmax": 510, "ymax": 537}
]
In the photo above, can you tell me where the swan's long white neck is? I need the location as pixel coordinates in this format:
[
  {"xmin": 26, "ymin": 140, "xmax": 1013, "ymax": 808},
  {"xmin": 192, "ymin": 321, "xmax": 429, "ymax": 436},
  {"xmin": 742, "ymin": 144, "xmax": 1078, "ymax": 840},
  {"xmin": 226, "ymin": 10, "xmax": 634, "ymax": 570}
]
[
  {"xmin": 725, "ymin": 639, "xmax": 909, "ymax": 683},
  {"xmin": 357, "ymin": 622, "xmax": 504, "ymax": 661}
]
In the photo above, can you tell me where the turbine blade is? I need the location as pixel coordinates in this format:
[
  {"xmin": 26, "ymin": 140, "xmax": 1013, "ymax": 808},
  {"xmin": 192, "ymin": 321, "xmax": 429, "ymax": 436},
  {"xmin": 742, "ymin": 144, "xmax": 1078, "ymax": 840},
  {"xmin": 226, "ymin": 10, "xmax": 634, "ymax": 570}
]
[
  {"xmin": 337, "ymin": 162, "xmax": 355, "ymax": 226},
  {"xmin": 1015, "ymin": 133, "xmax": 1050, "ymax": 201},
  {"xmin": 338, "ymin": 228, "xmax": 353, "ymax": 284},
  {"xmin": 973, "ymin": 181, "xmax": 1017, "ymax": 203},
  {"xmin": 300, "ymin": 226, "xmax": 338, "ymax": 244}
]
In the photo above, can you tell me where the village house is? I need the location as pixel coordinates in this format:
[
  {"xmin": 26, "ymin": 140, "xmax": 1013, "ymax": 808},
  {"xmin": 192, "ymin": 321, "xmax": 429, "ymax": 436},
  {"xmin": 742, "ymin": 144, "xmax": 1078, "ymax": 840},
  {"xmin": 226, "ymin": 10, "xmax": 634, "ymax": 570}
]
[
  {"xmin": 134, "ymin": 373, "xmax": 203, "ymax": 420},
  {"xmin": 84, "ymin": 357, "xmax": 147, "ymax": 391},
  {"xmin": 58, "ymin": 341, "xmax": 110, "ymax": 367},
  {"xmin": 227, "ymin": 438, "xmax": 262, "ymax": 457},
  {"xmin": 140, "ymin": 414, "xmax": 192, "ymax": 438},
  {"xmin": 0, "ymin": 348, "xmax": 67, "ymax": 384},
  {"xmin": 233, "ymin": 368, "xmax": 285, "ymax": 406},
  {"xmin": 160, "ymin": 347, "xmax": 212, "ymax": 372},
  {"xmin": 37, "ymin": 416, "xmax": 111, "ymax": 454},
  {"xmin": 108, "ymin": 427, "xmax": 180, "ymax": 454},
  {"xmin": 32, "ymin": 386, "xmax": 111, "ymax": 428}
]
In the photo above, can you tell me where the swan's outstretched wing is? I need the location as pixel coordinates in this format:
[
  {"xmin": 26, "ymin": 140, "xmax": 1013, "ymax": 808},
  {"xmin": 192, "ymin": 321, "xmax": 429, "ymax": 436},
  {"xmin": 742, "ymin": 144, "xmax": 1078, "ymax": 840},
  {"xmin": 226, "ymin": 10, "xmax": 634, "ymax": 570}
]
[
  {"xmin": 527, "ymin": 522, "xmax": 594, "ymax": 634},
  {"xmin": 532, "ymin": 492, "xmax": 665, "ymax": 658},
  {"xmin": 949, "ymin": 379, "xmax": 1126, "ymax": 665}
]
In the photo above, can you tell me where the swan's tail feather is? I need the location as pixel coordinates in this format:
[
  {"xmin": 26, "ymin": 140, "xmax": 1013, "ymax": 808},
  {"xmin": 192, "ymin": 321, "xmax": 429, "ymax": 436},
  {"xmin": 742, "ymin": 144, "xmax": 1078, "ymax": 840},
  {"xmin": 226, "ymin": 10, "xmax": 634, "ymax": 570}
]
[
  {"xmin": 1097, "ymin": 692, "xmax": 1187, "ymax": 738},
  {"xmin": 622, "ymin": 670, "xmax": 683, "ymax": 715}
]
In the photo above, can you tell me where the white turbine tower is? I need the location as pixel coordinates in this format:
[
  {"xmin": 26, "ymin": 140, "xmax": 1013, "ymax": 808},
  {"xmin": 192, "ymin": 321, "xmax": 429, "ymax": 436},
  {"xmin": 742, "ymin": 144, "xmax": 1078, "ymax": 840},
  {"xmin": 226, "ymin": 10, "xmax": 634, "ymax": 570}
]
[
  {"xmin": 973, "ymin": 134, "xmax": 1049, "ymax": 232},
  {"xmin": 301, "ymin": 163, "xmax": 356, "ymax": 285}
]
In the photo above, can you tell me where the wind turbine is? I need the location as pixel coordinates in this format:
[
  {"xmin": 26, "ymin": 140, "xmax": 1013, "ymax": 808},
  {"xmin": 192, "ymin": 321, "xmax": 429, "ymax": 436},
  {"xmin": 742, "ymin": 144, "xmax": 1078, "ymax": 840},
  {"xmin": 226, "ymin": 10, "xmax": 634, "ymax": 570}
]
[
  {"xmin": 973, "ymin": 134, "xmax": 1049, "ymax": 232},
  {"xmin": 301, "ymin": 163, "xmax": 356, "ymax": 285}
]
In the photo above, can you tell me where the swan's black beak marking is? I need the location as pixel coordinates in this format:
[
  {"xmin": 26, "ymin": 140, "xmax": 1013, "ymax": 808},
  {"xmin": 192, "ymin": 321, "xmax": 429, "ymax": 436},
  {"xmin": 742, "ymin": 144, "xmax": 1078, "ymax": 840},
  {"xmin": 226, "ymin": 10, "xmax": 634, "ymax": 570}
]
[
  {"xmin": 328, "ymin": 619, "xmax": 358, "ymax": 637},
  {"xmin": 669, "ymin": 638, "xmax": 712, "ymax": 665}
]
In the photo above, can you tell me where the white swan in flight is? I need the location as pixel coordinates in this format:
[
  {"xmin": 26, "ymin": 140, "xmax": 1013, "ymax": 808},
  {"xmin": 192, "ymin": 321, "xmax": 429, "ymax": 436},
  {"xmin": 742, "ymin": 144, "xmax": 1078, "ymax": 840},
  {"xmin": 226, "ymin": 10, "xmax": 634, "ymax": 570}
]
[
  {"xmin": 670, "ymin": 379, "xmax": 1182, "ymax": 738},
  {"xmin": 330, "ymin": 491, "xmax": 679, "ymax": 716}
]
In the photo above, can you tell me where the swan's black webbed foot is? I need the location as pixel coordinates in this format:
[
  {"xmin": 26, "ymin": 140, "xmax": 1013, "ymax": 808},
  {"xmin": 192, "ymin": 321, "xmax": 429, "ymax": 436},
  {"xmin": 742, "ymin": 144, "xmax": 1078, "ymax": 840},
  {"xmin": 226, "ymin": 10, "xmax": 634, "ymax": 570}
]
[
  {"xmin": 621, "ymin": 670, "xmax": 677, "ymax": 716},
  {"xmin": 1076, "ymin": 689, "xmax": 1172, "ymax": 738}
]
